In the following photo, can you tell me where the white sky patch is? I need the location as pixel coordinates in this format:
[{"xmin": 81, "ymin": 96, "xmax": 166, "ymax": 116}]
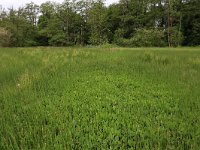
[{"xmin": 0, "ymin": 0, "xmax": 119, "ymax": 9}]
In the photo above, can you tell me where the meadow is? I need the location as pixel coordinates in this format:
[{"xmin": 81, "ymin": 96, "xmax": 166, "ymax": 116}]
[{"xmin": 0, "ymin": 47, "xmax": 200, "ymax": 149}]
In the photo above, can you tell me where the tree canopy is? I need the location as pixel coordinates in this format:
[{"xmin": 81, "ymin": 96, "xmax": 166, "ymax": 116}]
[{"xmin": 0, "ymin": 0, "xmax": 199, "ymax": 47}]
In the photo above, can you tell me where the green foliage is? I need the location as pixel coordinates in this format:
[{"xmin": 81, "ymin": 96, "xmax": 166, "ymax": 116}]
[
  {"xmin": 99, "ymin": 43, "xmax": 118, "ymax": 48},
  {"xmin": 140, "ymin": 52, "xmax": 169, "ymax": 65},
  {"xmin": 88, "ymin": 1, "xmax": 108, "ymax": 45},
  {"xmin": 1, "ymin": 47, "xmax": 200, "ymax": 149},
  {"xmin": 0, "ymin": 27, "xmax": 11, "ymax": 47},
  {"xmin": 132, "ymin": 29, "xmax": 167, "ymax": 47},
  {"xmin": 114, "ymin": 28, "xmax": 125, "ymax": 39},
  {"xmin": 181, "ymin": 0, "xmax": 200, "ymax": 46},
  {"xmin": 49, "ymin": 34, "xmax": 73, "ymax": 46},
  {"xmin": 0, "ymin": 8, "xmax": 38, "ymax": 47},
  {"xmin": 0, "ymin": 0, "xmax": 199, "ymax": 46},
  {"xmin": 89, "ymin": 32, "xmax": 108, "ymax": 45},
  {"xmin": 114, "ymin": 37, "xmax": 130, "ymax": 47},
  {"xmin": 115, "ymin": 29, "xmax": 167, "ymax": 47},
  {"xmin": 170, "ymin": 27, "xmax": 184, "ymax": 47}
]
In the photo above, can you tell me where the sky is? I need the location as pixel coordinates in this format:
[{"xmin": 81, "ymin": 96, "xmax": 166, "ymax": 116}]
[{"xmin": 0, "ymin": 0, "xmax": 119, "ymax": 9}]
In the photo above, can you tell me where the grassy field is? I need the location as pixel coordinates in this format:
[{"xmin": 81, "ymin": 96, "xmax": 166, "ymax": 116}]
[{"xmin": 0, "ymin": 47, "xmax": 200, "ymax": 149}]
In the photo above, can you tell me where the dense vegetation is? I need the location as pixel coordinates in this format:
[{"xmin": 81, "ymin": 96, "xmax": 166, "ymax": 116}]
[
  {"xmin": 0, "ymin": 0, "xmax": 200, "ymax": 47},
  {"xmin": 0, "ymin": 47, "xmax": 200, "ymax": 149}
]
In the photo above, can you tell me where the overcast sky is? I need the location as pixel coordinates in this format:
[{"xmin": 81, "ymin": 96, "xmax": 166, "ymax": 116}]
[{"xmin": 0, "ymin": 0, "xmax": 119, "ymax": 9}]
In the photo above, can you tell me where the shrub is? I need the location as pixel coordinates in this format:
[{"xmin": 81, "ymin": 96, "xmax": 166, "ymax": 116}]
[
  {"xmin": 114, "ymin": 38, "xmax": 130, "ymax": 47},
  {"xmin": 115, "ymin": 29, "xmax": 167, "ymax": 47},
  {"xmin": 170, "ymin": 27, "xmax": 184, "ymax": 47},
  {"xmin": 49, "ymin": 34, "xmax": 74, "ymax": 46},
  {"xmin": 0, "ymin": 27, "xmax": 11, "ymax": 47},
  {"xmin": 89, "ymin": 32, "xmax": 108, "ymax": 45}
]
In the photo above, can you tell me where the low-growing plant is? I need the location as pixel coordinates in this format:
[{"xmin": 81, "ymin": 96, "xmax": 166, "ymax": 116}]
[
  {"xmin": 115, "ymin": 29, "xmax": 167, "ymax": 47},
  {"xmin": 140, "ymin": 52, "xmax": 169, "ymax": 65},
  {"xmin": 0, "ymin": 47, "xmax": 200, "ymax": 149},
  {"xmin": 99, "ymin": 43, "xmax": 119, "ymax": 48}
]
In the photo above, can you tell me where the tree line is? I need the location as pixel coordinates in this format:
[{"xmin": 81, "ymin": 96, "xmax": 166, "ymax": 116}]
[{"xmin": 0, "ymin": 0, "xmax": 199, "ymax": 47}]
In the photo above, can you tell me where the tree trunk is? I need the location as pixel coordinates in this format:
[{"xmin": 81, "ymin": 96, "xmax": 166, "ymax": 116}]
[{"xmin": 167, "ymin": 0, "xmax": 172, "ymax": 47}]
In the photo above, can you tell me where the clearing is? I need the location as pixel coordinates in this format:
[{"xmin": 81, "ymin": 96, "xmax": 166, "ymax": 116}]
[{"xmin": 0, "ymin": 47, "xmax": 200, "ymax": 149}]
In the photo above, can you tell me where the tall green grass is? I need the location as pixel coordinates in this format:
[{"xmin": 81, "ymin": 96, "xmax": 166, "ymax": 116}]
[{"xmin": 0, "ymin": 47, "xmax": 200, "ymax": 149}]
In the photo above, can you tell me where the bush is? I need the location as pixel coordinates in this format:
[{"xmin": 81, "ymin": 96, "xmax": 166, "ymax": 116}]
[
  {"xmin": 49, "ymin": 34, "xmax": 74, "ymax": 46},
  {"xmin": 115, "ymin": 29, "xmax": 167, "ymax": 47},
  {"xmin": 114, "ymin": 38, "xmax": 131, "ymax": 47},
  {"xmin": 0, "ymin": 27, "xmax": 11, "ymax": 47},
  {"xmin": 170, "ymin": 27, "xmax": 184, "ymax": 47},
  {"xmin": 24, "ymin": 40, "xmax": 38, "ymax": 47},
  {"xmin": 89, "ymin": 32, "xmax": 108, "ymax": 45}
]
